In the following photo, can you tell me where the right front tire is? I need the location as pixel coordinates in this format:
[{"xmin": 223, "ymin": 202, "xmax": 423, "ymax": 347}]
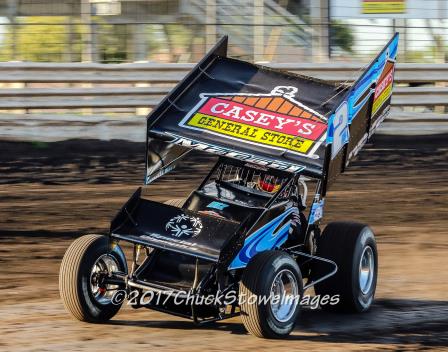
[
  {"xmin": 59, "ymin": 234, "xmax": 127, "ymax": 322},
  {"xmin": 239, "ymin": 251, "xmax": 303, "ymax": 338}
]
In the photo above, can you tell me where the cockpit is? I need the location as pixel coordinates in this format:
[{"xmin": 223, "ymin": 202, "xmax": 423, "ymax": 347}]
[{"xmin": 184, "ymin": 159, "xmax": 296, "ymax": 222}]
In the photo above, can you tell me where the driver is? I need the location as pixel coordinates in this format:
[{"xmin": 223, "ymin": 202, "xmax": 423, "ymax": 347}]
[{"xmin": 257, "ymin": 175, "xmax": 281, "ymax": 193}]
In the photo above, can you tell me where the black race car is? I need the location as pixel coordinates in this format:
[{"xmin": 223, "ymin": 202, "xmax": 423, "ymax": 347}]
[{"xmin": 59, "ymin": 34, "xmax": 399, "ymax": 338}]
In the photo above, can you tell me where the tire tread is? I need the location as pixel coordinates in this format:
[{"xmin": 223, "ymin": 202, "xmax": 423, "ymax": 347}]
[
  {"xmin": 59, "ymin": 234, "xmax": 125, "ymax": 322},
  {"xmin": 240, "ymin": 251, "xmax": 302, "ymax": 338},
  {"xmin": 314, "ymin": 221, "xmax": 376, "ymax": 312},
  {"xmin": 164, "ymin": 198, "xmax": 186, "ymax": 208}
]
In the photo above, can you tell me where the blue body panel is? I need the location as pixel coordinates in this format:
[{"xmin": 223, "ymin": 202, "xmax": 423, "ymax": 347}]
[{"xmin": 228, "ymin": 208, "xmax": 294, "ymax": 270}]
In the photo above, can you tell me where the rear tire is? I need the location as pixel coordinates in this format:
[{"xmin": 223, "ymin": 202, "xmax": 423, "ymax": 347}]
[
  {"xmin": 313, "ymin": 222, "xmax": 377, "ymax": 313},
  {"xmin": 239, "ymin": 251, "xmax": 303, "ymax": 338},
  {"xmin": 164, "ymin": 198, "xmax": 186, "ymax": 207},
  {"xmin": 59, "ymin": 234, "xmax": 127, "ymax": 322}
]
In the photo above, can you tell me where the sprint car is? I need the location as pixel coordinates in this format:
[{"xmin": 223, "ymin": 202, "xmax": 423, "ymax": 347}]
[{"xmin": 60, "ymin": 34, "xmax": 399, "ymax": 338}]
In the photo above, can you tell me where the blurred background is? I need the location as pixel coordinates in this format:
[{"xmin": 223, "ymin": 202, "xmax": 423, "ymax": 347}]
[
  {"xmin": 0, "ymin": 0, "xmax": 447, "ymax": 63},
  {"xmin": 0, "ymin": 2, "xmax": 447, "ymax": 351},
  {"xmin": 0, "ymin": 0, "xmax": 447, "ymax": 132}
]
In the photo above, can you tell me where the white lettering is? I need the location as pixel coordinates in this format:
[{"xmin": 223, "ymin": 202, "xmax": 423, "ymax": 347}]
[
  {"xmin": 170, "ymin": 136, "xmax": 307, "ymax": 172},
  {"xmin": 240, "ymin": 109, "xmax": 258, "ymax": 122},
  {"xmin": 210, "ymin": 102, "xmax": 229, "ymax": 114},
  {"xmin": 298, "ymin": 122, "xmax": 316, "ymax": 136},
  {"xmin": 223, "ymin": 106, "xmax": 243, "ymax": 119},
  {"xmin": 255, "ymin": 113, "xmax": 274, "ymax": 126},
  {"xmin": 274, "ymin": 117, "xmax": 295, "ymax": 130}
]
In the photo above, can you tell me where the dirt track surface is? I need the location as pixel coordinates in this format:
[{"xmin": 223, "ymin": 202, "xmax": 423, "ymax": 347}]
[{"xmin": 0, "ymin": 136, "xmax": 447, "ymax": 351}]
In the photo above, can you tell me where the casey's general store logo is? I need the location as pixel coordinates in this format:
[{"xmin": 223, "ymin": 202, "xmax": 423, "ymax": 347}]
[
  {"xmin": 372, "ymin": 59, "xmax": 395, "ymax": 117},
  {"xmin": 178, "ymin": 86, "xmax": 327, "ymax": 158}
]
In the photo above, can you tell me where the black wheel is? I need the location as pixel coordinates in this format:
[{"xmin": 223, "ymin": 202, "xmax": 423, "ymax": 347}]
[
  {"xmin": 164, "ymin": 198, "xmax": 186, "ymax": 207},
  {"xmin": 239, "ymin": 250, "xmax": 303, "ymax": 338},
  {"xmin": 313, "ymin": 222, "xmax": 377, "ymax": 313},
  {"xmin": 59, "ymin": 234, "xmax": 128, "ymax": 322}
]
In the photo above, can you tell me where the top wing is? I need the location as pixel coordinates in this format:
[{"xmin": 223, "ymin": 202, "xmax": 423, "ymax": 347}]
[
  {"xmin": 145, "ymin": 34, "xmax": 398, "ymax": 186},
  {"xmin": 146, "ymin": 36, "xmax": 341, "ymax": 177}
]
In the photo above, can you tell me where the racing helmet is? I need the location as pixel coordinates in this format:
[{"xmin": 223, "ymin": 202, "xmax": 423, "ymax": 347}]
[{"xmin": 257, "ymin": 175, "xmax": 281, "ymax": 193}]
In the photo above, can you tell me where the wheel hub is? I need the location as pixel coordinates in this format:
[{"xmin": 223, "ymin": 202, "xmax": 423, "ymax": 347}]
[
  {"xmin": 359, "ymin": 246, "xmax": 374, "ymax": 294},
  {"xmin": 269, "ymin": 269, "xmax": 299, "ymax": 322},
  {"xmin": 90, "ymin": 254, "xmax": 120, "ymax": 305}
]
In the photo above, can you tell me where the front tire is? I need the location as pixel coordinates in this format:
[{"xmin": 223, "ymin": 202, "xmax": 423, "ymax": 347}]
[
  {"xmin": 313, "ymin": 222, "xmax": 378, "ymax": 312},
  {"xmin": 239, "ymin": 251, "xmax": 303, "ymax": 338},
  {"xmin": 59, "ymin": 234, "xmax": 127, "ymax": 322}
]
